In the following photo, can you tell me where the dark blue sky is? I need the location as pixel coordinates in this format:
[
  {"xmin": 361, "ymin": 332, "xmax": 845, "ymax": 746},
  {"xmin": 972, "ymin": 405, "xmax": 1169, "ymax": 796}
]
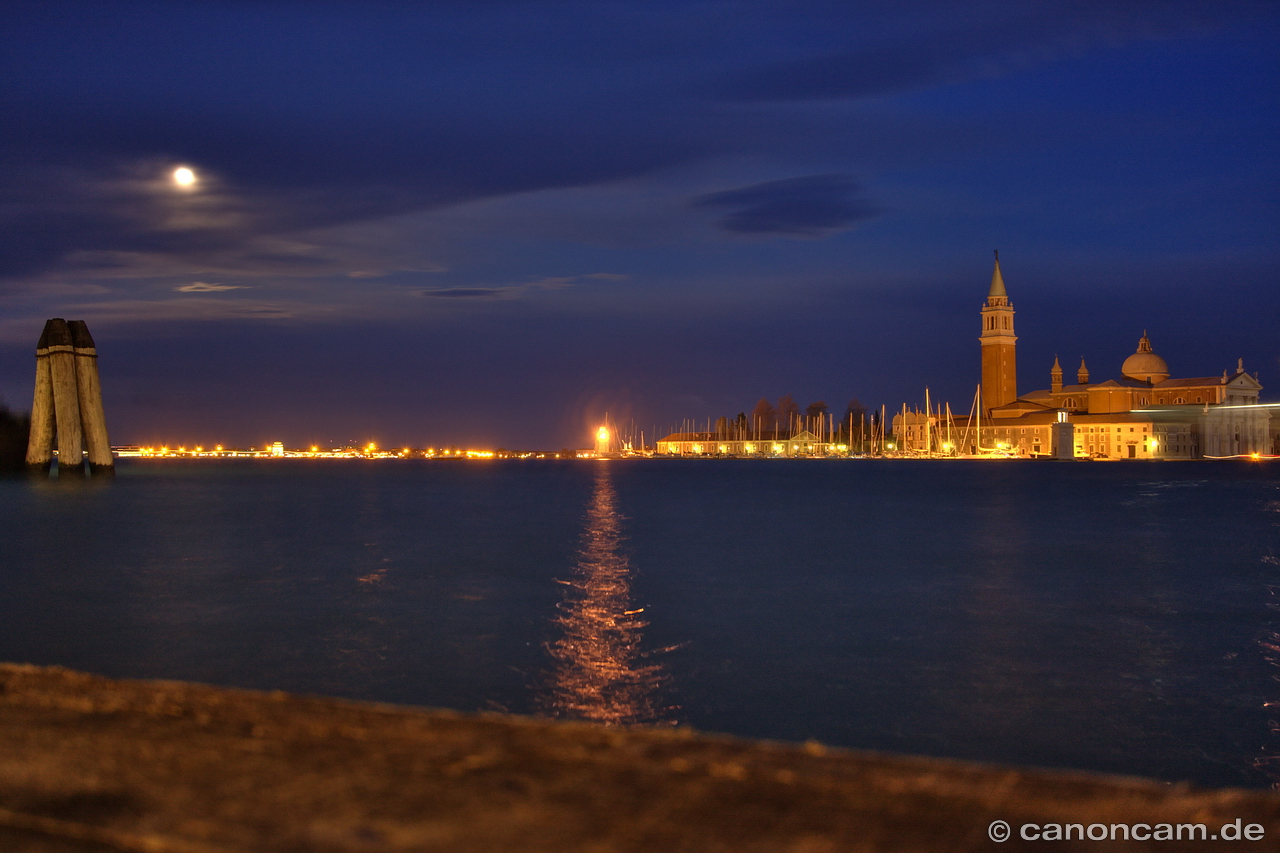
[{"xmin": 2, "ymin": 1, "xmax": 1277, "ymax": 448}]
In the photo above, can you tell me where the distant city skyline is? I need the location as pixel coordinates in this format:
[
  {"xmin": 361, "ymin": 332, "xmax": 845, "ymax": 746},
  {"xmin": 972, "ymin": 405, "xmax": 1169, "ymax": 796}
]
[{"xmin": 2, "ymin": 2, "xmax": 1277, "ymax": 448}]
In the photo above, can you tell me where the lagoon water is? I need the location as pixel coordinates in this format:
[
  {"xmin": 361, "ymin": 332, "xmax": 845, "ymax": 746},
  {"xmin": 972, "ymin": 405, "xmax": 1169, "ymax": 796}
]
[{"xmin": 3, "ymin": 458, "xmax": 1279, "ymax": 788}]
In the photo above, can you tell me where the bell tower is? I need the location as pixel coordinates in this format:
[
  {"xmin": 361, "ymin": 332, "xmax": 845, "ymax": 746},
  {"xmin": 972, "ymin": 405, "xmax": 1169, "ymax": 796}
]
[{"xmin": 979, "ymin": 251, "xmax": 1017, "ymax": 410}]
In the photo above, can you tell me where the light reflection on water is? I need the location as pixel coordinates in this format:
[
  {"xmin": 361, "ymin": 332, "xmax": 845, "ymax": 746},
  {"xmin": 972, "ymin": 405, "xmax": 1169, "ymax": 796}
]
[
  {"xmin": 3, "ymin": 458, "xmax": 1279, "ymax": 786},
  {"xmin": 1259, "ymin": 502, "xmax": 1280, "ymax": 788},
  {"xmin": 1257, "ymin": 582, "xmax": 1280, "ymax": 790},
  {"xmin": 541, "ymin": 461, "xmax": 672, "ymax": 725}
]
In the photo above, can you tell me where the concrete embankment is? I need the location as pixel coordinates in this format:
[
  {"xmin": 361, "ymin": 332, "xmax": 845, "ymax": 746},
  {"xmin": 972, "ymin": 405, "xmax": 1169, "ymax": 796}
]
[{"xmin": 0, "ymin": 663, "xmax": 1275, "ymax": 852}]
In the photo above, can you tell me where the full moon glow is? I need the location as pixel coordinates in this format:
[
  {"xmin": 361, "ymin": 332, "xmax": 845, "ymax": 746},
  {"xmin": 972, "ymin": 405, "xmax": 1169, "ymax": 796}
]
[{"xmin": 172, "ymin": 166, "xmax": 197, "ymax": 188}]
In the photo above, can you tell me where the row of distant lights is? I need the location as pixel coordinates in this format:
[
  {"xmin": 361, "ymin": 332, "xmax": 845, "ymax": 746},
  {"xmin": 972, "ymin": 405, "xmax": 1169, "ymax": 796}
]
[{"xmin": 124, "ymin": 443, "xmax": 498, "ymax": 459}]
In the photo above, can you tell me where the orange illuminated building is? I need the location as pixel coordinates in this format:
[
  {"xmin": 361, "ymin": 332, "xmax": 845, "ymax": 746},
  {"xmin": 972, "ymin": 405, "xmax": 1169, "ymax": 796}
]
[
  {"xmin": 966, "ymin": 256, "xmax": 1272, "ymax": 459},
  {"xmin": 979, "ymin": 251, "xmax": 1018, "ymax": 410}
]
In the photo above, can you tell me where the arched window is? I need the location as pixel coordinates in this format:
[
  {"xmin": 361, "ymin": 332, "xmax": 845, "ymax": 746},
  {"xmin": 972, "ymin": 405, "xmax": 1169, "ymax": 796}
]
[{"xmin": 1002, "ymin": 317, "xmax": 1009, "ymax": 329}]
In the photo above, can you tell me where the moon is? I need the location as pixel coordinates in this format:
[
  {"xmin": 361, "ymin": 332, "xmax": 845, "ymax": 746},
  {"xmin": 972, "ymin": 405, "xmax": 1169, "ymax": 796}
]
[{"xmin": 172, "ymin": 166, "xmax": 197, "ymax": 188}]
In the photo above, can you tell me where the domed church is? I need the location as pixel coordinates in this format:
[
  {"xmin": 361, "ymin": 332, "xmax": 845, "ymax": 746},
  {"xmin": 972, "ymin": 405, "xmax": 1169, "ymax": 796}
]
[
  {"xmin": 971, "ymin": 254, "xmax": 1273, "ymax": 459},
  {"xmin": 1120, "ymin": 333, "xmax": 1169, "ymax": 384}
]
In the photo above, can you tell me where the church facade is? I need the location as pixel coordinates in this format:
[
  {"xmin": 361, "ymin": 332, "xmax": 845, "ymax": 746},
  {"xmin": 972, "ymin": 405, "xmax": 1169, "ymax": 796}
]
[{"xmin": 966, "ymin": 255, "xmax": 1272, "ymax": 459}]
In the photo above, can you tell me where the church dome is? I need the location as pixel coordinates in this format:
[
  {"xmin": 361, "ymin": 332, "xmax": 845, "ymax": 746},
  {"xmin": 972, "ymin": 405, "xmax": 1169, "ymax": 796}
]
[{"xmin": 1121, "ymin": 332, "xmax": 1169, "ymax": 383}]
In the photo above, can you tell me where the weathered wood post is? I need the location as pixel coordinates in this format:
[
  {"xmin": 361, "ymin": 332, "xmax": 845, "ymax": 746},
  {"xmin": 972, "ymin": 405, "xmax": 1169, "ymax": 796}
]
[
  {"xmin": 47, "ymin": 319, "xmax": 85, "ymax": 474},
  {"xmin": 24, "ymin": 321, "xmax": 57, "ymax": 473},
  {"xmin": 23, "ymin": 318, "xmax": 112, "ymax": 478},
  {"xmin": 69, "ymin": 320, "xmax": 113, "ymax": 476}
]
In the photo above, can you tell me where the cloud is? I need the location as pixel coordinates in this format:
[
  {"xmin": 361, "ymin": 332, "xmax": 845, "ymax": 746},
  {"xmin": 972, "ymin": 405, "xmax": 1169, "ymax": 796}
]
[
  {"xmin": 0, "ymin": 298, "xmax": 319, "ymax": 339},
  {"xmin": 7, "ymin": 281, "xmax": 111, "ymax": 297},
  {"xmin": 525, "ymin": 274, "xmax": 624, "ymax": 289},
  {"xmin": 715, "ymin": 37, "xmax": 980, "ymax": 104},
  {"xmin": 0, "ymin": 1, "xmax": 1271, "ymax": 317},
  {"xmin": 343, "ymin": 265, "xmax": 448, "ymax": 278},
  {"xmin": 530, "ymin": 277, "xmax": 576, "ymax": 290},
  {"xmin": 710, "ymin": 4, "xmax": 1267, "ymax": 104},
  {"xmin": 175, "ymin": 281, "xmax": 246, "ymax": 292},
  {"xmin": 691, "ymin": 175, "xmax": 879, "ymax": 237},
  {"xmin": 417, "ymin": 287, "xmax": 515, "ymax": 300},
  {"xmin": 416, "ymin": 272, "xmax": 624, "ymax": 300}
]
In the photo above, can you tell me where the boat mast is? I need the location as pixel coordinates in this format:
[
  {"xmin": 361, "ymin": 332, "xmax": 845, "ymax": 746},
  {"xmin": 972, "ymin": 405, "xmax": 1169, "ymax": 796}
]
[
  {"xmin": 900, "ymin": 402, "xmax": 906, "ymax": 455},
  {"xmin": 958, "ymin": 384, "xmax": 978, "ymax": 455},
  {"xmin": 926, "ymin": 386, "xmax": 936, "ymax": 455}
]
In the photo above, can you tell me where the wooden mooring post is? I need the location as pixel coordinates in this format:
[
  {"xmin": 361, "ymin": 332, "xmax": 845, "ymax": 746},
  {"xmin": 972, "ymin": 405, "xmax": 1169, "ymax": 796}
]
[{"xmin": 24, "ymin": 318, "xmax": 113, "ymax": 478}]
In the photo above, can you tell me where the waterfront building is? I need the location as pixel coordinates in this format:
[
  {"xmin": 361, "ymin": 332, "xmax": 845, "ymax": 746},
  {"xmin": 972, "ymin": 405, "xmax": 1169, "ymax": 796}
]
[
  {"xmin": 890, "ymin": 409, "xmax": 936, "ymax": 454},
  {"xmin": 960, "ymin": 256, "xmax": 1271, "ymax": 458},
  {"xmin": 889, "ymin": 408, "xmax": 968, "ymax": 455},
  {"xmin": 656, "ymin": 429, "xmax": 833, "ymax": 457}
]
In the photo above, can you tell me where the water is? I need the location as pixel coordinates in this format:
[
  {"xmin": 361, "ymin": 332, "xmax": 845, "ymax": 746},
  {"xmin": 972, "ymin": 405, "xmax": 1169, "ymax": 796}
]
[{"xmin": 2, "ymin": 458, "xmax": 1278, "ymax": 788}]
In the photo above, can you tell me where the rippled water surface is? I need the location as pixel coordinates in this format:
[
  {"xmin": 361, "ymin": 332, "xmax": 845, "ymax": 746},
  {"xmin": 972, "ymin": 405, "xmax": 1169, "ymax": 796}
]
[{"xmin": 3, "ymin": 458, "xmax": 1279, "ymax": 788}]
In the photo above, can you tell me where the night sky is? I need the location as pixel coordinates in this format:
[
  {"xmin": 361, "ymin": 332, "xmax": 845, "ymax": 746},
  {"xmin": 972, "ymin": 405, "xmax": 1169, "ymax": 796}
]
[{"xmin": 3, "ymin": 1, "xmax": 1277, "ymax": 449}]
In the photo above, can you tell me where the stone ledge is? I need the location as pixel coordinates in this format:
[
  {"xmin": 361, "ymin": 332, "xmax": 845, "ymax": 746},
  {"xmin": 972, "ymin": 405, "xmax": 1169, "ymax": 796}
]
[{"xmin": 0, "ymin": 663, "xmax": 1275, "ymax": 851}]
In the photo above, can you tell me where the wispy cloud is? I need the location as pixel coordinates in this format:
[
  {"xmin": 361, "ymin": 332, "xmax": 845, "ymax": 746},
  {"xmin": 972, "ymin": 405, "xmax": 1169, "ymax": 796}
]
[
  {"xmin": 691, "ymin": 175, "xmax": 879, "ymax": 237},
  {"xmin": 416, "ymin": 273, "xmax": 624, "ymax": 300},
  {"xmin": 530, "ymin": 276, "xmax": 576, "ymax": 290},
  {"xmin": 418, "ymin": 287, "xmax": 515, "ymax": 300},
  {"xmin": 175, "ymin": 281, "xmax": 247, "ymax": 292},
  {"xmin": 709, "ymin": 4, "xmax": 1258, "ymax": 104}
]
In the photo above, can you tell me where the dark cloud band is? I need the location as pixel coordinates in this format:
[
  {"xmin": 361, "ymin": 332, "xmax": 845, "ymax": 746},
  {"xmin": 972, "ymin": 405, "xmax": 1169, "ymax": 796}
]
[{"xmin": 691, "ymin": 175, "xmax": 879, "ymax": 236}]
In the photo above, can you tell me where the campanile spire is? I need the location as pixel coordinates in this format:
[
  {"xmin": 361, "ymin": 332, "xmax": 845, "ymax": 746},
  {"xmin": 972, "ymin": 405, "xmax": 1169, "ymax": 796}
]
[
  {"xmin": 979, "ymin": 251, "xmax": 1018, "ymax": 409},
  {"xmin": 988, "ymin": 249, "xmax": 1008, "ymax": 302}
]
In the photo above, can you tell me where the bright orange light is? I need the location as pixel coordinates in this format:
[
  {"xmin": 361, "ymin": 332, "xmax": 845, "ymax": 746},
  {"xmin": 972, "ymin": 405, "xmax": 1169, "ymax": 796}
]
[
  {"xmin": 597, "ymin": 426, "xmax": 609, "ymax": 441},
  {"xmin": 172, "ymin": 166, "xmax": 197, "ymax": 188}
]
